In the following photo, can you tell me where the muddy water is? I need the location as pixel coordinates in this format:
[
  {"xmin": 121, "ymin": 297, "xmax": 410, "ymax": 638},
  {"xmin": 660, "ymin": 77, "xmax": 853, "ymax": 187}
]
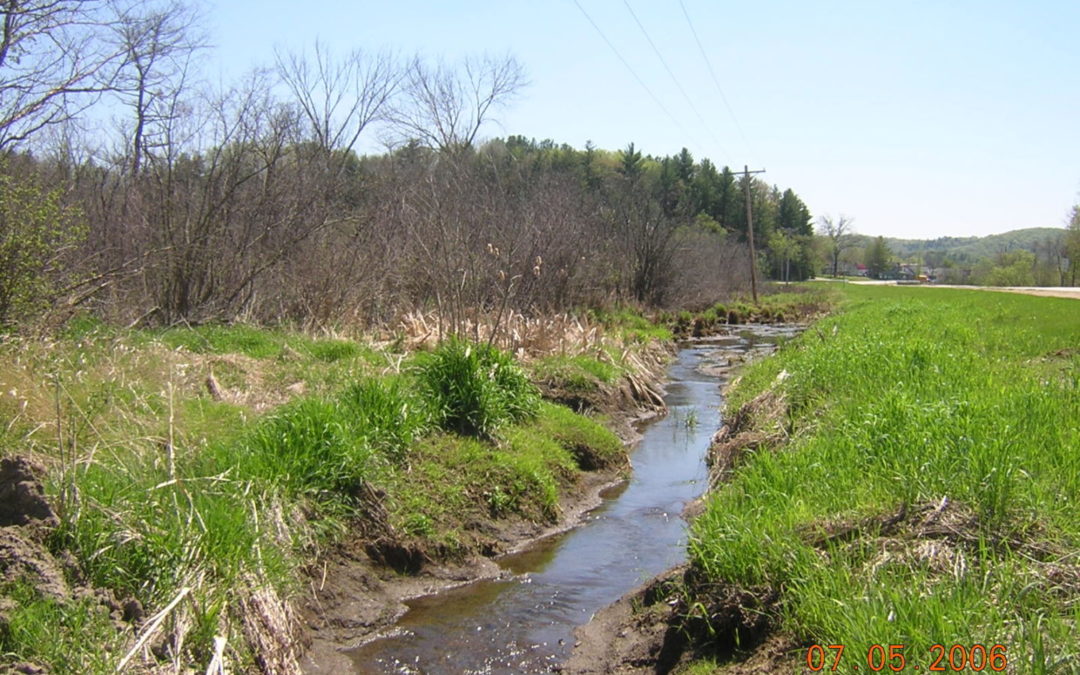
[{"xmin": 349, "ymin": 326, "xmax": 800, "ymax": 674}]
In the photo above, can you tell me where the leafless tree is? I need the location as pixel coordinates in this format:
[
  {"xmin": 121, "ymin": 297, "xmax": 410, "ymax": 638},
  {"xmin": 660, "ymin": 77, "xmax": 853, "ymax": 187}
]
[
  {"xmin": 109, "ymin": 0, "xmax": 206, "ymax": 174},
  {"xmin": 276, "ymin": 41, "xmax": 400, "ymax": 159},
  {"xmin": 818, "ymin": 214, "xmax": 856, "ymax": 277},
  {"xmin": 391, "ymin": 54, "xmax": 525, "ymax": 152},
  {"xmin": 0, "ymin": 0, "xmax": 126, "ymax": 149}
]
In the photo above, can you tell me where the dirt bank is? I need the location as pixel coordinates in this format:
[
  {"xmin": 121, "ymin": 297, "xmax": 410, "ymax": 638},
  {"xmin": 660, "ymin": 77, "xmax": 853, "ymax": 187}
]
[
  {"xmin": 299, "ymin": 351, "xmax": 671, "ymax": 673},
  {"xmin": 564, "ymin": 566, "xmax": 795, "ymax": 675}
]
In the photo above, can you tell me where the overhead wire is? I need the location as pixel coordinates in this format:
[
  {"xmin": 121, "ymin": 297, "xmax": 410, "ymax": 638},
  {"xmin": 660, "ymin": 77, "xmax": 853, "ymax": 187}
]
[
  {"xmin": 678, "ymin": 0, "xmax": 754, "ymax": 160},
  {"xmin": 621, "ymin": 0, "xmax": 730, "ymax": 162},
  {"xmin": 570, "ymin": 0, "xmax": 701, "ymax": 149}
]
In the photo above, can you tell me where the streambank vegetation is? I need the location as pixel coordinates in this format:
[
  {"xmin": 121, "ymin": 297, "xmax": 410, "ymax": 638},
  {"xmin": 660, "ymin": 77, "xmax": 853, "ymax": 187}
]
[
  {"xmin": 587, "ymin": 285, "xmax": 1079, "ymax": 673},
  {"xmin": 0, "ymin": 316, "xmax": 665, "ymax": 672}
]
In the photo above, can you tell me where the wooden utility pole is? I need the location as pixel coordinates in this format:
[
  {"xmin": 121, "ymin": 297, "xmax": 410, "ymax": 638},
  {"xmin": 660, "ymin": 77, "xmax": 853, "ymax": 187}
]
[{"xmin": 741, "ymin": 165, "xmax": 766, "ymax": 303}]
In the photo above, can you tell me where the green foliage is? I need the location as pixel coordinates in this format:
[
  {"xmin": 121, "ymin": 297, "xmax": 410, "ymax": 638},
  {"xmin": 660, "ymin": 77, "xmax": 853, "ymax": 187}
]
[
  {"xmin": 691, "ymin": 285, "xmax": 1080, "ymax": 667},
  {"xmin": 417, "ymin": 337, "xmax": 540, "ymax": 438},
  {"xmin": 339, "ymin": 377, "xmax": 430, "ymax": 462},
  {"xmin": 1068, "ymin": 204, "xmax": 1080, "ymax": 285},
  {"xmin": 973, "ymin": 249, "xmax": 1036, "ymax": 286},
  {"xmin": 865, "ymin": 235, "xmax": 891, "ymax": 279},
  {"xmin": 858, "ymin": 227, "xmax": 1065, "ymax": 264},
  {"xmin": 0, "ymin": 171, "xmax": 85, "ymax": 327}
]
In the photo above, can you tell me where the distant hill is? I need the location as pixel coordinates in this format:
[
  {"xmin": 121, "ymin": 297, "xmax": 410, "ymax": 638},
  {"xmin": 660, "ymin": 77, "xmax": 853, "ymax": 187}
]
[{"xmin": 853, "ymin": 228, "xmax": 1067, "ymax": 263}]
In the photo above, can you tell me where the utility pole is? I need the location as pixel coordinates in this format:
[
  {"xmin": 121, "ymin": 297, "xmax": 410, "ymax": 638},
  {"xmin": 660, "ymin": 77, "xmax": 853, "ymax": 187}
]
[{"xmin": 741, "ymin": 165, "xmax": 766, "ymax": 303}]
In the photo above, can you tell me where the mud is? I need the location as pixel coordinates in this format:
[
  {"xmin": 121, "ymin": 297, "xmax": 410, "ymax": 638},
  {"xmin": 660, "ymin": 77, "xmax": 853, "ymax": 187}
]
[
  {"xmin": 299, "ymin": 469, "xmax": 628, "ymax": 673},
  {"xmin": 565, "ymin": 565, "xmax": 793, "ymax": 674},
  {"xmin": 0, "ymin": 457, "xmax": 70, "ymax": 603}
]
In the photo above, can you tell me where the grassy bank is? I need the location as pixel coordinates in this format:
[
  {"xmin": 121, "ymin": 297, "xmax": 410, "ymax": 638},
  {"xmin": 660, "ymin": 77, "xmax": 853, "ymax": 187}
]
[
  {"xmin": 685, "ymin": 285, "xmax": 1080, "ymax": 671},
  {"xmin": 0, "ymin": 323, "xmax": 635, "ymax": 673}
]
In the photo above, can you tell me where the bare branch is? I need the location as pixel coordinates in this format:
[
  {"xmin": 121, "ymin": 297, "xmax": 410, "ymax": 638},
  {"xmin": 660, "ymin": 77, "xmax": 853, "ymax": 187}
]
[
  {"xmin": 275, "ymin": 40, "xmax": 400, "ymax": 157},
  {"xmin": 390, "ymin": 53, "xmax": 525, "ymax": 153}
]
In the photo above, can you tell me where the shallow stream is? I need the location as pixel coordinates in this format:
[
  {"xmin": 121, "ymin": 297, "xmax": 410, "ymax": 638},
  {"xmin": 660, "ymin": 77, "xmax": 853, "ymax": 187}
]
[{"xmin": 349, "ymin": 326, "xmax": 800, "ymax": 673}]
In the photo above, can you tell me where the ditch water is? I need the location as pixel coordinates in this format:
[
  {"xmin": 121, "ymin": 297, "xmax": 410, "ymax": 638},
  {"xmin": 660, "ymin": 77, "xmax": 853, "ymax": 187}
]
[{"xmin": 348, "ymin": 325, "xmax": 802, "ymax": 674}]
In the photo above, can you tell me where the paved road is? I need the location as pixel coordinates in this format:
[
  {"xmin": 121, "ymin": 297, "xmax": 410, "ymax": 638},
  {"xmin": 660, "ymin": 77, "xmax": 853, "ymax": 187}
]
[{"xmin": 832, "ymin": 279, "xmax": 1080, "ymax": 300}]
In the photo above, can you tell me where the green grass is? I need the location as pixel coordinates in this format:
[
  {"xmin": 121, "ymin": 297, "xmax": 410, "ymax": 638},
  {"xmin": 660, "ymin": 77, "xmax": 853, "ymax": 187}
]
[
  {"xmin": 530, "ymin": 353, "xmax": 624, "ymax": 393},
  {"xmin": 416, "ymin": 337, "xmax": 540, "ymax": 438},
  {"xmin": 0, "ymin": 581, "xmax": 124, "ymax": 675},
  {"xmin": 381, "ymin": 400, "xmax": 621, "ymax": 548},
  {"xmin": 688, "ymin": 285, "xmax": 1080, "ymax": 669},
  {"xmin": 0, "ymin": 324, "xmax": 627, "ymax": 672},
  {"xmin": 587, "ymin": 305, "xmax": 674, "ymax": 342}
]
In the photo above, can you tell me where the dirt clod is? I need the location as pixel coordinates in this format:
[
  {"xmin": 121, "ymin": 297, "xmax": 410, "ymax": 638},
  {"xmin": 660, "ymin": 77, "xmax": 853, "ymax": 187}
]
[
  {"xmin": 0, "ymin": 528, "xmax": 71, "ymax": 602},
  {"xmin": 0, "ymin": 457, "xmax": 59, "ymax": 530}
]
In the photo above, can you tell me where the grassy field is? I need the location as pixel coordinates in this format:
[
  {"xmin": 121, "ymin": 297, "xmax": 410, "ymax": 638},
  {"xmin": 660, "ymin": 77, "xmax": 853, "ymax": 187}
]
[
  {"xmin": 687, "ymin": 285, "xmax": 1080, "ymax": 672},
  {"xmin": 0, "ymin": 323, "xmax": 630, "ymax": 672}
]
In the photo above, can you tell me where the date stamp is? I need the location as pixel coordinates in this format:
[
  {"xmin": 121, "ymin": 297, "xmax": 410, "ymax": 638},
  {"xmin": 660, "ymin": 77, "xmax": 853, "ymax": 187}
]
[{"xmin": 805, "ymin": 644, "xmax": 1008, "ymax": 672}]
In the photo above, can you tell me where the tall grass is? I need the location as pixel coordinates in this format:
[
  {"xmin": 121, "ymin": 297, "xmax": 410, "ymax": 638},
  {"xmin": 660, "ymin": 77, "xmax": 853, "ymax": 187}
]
[
  {"xmin": 417, "ymin": 337, "xmax": 540, "ymax": 438},
  {"xmin": 0, "ymin": 326, "xmax": 626, "ymax": 671},
  {"xmin": 690, "ymin": 285, "xmax": 1080, "ymax": 668}
]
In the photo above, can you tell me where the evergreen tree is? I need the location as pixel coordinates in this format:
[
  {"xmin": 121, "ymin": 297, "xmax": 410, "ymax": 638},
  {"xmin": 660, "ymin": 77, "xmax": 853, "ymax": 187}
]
[{"xmin": 866, "ymin": 236, "xmax": 891, "ymax": 279}]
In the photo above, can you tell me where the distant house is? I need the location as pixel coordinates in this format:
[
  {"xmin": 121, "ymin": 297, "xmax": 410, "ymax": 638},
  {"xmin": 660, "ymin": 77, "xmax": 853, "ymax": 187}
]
[
  {"xmin": 855, "ymin": 264, "xmax": 868, "ymax": 277},
  {"xmin": 880, "ymin": 263, "xmax": 917, "ymax": 281}
]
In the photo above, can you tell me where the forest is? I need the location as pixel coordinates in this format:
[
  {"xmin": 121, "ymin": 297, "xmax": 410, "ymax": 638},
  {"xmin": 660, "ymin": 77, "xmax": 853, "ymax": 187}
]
[{"xmin": 0, "ymin": 0, "xmax": 820, "ymax": 336}]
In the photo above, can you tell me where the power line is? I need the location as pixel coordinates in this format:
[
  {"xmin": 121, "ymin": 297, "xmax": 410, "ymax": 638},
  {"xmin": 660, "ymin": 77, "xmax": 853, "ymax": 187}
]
[
  {"xmin": 571, "ymin": 0, "xmax": 700, "ymax": 148},
  {"xmin": 621, "ymin": 0, "xmax": 729, "ymax": 161},
  {"xmin": 678, "ymin": 0, "xmax": 752, "ymax": 157}
]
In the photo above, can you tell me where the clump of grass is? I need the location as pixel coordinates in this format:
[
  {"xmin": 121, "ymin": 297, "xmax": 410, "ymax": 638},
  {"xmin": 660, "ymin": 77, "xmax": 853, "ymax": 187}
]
[
  {"xmin": 417, "ymin": 337, "xmax": 539, "ymax": 438},
  {"xmin": 304, "ymin": 338, "xmax": 362, "ymax": 363},
  {"xmin": 688, "ymin": 285, "xmax": 1080, "ymax": 669},
  {"xmin": 223, "ymin": 397, "xmax": 373, "ymax": 500},
  {"xmin": 156, "ymin": 323, "xmax": 285, "ymax": 358},
  {"xmin": 339, "ymin": 376, "xmax": 430, "ymax": 463}
]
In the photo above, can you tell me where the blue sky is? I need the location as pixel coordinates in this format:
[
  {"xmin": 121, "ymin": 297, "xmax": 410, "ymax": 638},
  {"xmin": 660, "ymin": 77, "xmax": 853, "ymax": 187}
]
[{"xmin": 207, "ymin": 1, "xmax": 1079, "ymax": 239}]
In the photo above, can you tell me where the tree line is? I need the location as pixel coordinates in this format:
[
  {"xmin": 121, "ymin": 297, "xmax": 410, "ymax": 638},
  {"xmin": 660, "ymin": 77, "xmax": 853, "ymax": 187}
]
[
  {"xmin": 0, "ymin": 0, "xmax": 818, "ymax": 333},
  {"xmin": 828, "ymin": 221, "xmax": 1080, "ymax": 285}
]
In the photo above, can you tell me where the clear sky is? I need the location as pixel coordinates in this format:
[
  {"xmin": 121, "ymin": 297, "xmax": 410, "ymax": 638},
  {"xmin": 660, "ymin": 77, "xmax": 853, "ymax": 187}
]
[{"xmin": 206, "ymin": 0, "xmax": 1079, "ymax": 240}]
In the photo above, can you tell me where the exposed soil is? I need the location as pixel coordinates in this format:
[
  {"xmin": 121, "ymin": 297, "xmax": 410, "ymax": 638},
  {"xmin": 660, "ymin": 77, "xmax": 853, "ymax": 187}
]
[
  {"xmin": 0, "ymin": 456, "xmax": 147, "ymax": 674},
  {"xmin": 564, "ymin": 565, "xmax": 795, "ymax": 674}
]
